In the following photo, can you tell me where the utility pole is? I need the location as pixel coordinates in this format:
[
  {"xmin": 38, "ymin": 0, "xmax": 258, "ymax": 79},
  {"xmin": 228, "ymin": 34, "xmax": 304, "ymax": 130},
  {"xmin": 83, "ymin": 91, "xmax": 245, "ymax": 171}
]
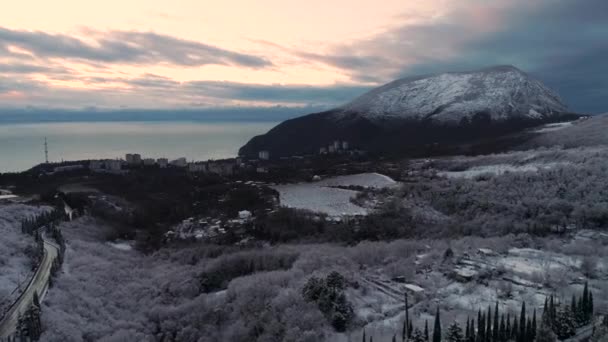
[{"xmin": 44, "ymin": 137, "xmax": 49, "ymax": 164}]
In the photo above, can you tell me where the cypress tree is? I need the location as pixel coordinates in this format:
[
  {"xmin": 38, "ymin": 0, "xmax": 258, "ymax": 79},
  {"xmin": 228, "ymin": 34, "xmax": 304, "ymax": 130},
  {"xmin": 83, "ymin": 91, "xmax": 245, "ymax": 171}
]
[
  {"xmin": 589, "ymin": 291, "xmax": 594, "ymax": 320},
  {"xmin": 526, "ymin": 318, "xmax": 533, "ymax": 342},
  {"xmin": 409, "ymin": 320, "xmax": 414, "ymax": 338},
  {"xmin": 512, "ymin": 316, "xmax": 518, "ymax": 341},
  {"xmin": 477, "ymin": 312, "xmax": 485, "ymax": 342},
  {"xmin": 404, "ymin": 293, "xmax": 410, "ymax": 341},
  {"xmin": 582, "ymin": 282, "xmax": 589, "ymax": 320},
  {"xmin": 466, "ymin": 318, "xmax": 470, "ymax": 341},
  {"xmin": 519, "ymin": 302, "xmax": 526, "ymax": 342},
  {"xmin": 433, "ymin": 307, "xmax": 442, "ymax": 342},
  {"xmin": 499, "ymin": 315, "xmax": 505, "ymax": 342},
  {"xmin": 403, "ymin": 320, "xmax": 407, "ymax": 341},
  {"xmin": 571, "ymin": 294, "xmax": 577, "ymax": 319},
  {"xmin": 486, "ymin": 306, "xmax": 492, "ymax": 342},
  {"xmin": 370, "ymin": 336, "xmax": 374, "ymax": 342},
  {"xmin": 505, "ymin": 314, "xmax": 511, "ymax": 342},
  {"xmin": 493, "ymin": 302, "xmax": 499, "ymax": 342},
  {"xmin": 363, "ymin": 330, "xmax": 366, "ymax": 342},
  {"xmin": 425, "ymin": 320, "xmax": 429, "ymax": 341},
  {"xmin": 532, "ymin": 309, "xmax": 537, "ymax": 341},
  {"xmin": 393, "ymin": 335, "xmax": 397, "ymax": 342},
  {"xmin": 477, "ymin": 311, "xmax": 483, "ymax": 342},
  {"xmin": 470, "ymin": 319, "xmax": 475, "ymax": 342}
]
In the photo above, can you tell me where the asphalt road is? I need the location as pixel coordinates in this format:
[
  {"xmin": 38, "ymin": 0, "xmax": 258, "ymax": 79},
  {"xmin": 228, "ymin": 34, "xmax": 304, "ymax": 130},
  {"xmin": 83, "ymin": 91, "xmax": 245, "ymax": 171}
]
[{"xmin": 0, "ymin": 236, "xmax": 59, "ymax": 338}]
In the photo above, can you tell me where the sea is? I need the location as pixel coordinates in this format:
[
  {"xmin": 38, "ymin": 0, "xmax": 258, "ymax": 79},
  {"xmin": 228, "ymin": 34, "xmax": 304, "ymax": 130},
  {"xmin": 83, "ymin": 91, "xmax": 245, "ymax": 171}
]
[{"xmin": 0, "ymin": 120, "xmax": 277, "ymax": 173}]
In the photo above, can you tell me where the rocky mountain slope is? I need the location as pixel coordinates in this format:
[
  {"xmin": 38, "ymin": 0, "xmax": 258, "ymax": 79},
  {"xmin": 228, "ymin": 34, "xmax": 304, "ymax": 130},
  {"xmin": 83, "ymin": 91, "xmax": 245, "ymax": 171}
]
[{"xmin": 240, "ymin": 65, "xmax": 575, "ymax": 158}]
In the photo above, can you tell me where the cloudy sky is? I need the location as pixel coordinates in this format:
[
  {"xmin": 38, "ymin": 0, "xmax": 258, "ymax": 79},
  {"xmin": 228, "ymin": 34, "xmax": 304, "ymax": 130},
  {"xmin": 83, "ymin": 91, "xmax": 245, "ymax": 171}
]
[{"xmin": 0, "ymin": 0, "xmax": 606, "ymax": 113}]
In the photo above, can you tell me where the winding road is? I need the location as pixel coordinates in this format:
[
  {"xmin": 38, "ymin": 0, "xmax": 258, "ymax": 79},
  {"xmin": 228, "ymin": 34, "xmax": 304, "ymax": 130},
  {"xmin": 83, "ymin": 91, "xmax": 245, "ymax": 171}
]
[{"xmin": 0, "ymin": 235, "xmax": 59, "ymax": 338}]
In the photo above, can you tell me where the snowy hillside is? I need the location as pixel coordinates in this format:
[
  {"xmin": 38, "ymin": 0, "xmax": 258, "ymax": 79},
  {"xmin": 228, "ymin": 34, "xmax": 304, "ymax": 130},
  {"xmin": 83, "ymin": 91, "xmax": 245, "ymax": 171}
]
[
  {"xmin": 339, "ymin": 65, "xmax": 567, "ymax": 123},
  {"xmin": 527, "ymin": 113, "xmax": 608, "ymax": 148}
]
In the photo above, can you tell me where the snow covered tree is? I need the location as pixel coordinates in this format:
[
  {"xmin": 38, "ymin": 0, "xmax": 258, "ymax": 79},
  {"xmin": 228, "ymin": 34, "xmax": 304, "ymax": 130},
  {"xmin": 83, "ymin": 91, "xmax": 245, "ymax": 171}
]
[
  {"xmin": 591, "ymin": 326, "xmax": 608, "ymax": 342},
  {"xmin": 445, "ymin": 322, "xmax": 464, "ymax": 342},
  {"xmin": 535, "ymin": 319, "xmax": 557, "ymax": 342},
  {"xmin": 553, "ymin": 307, "xmax": 576, "ymax": 339},
  {"xmin": 413, "ymin": 328, "xmax": 427, "ymax": 342}
]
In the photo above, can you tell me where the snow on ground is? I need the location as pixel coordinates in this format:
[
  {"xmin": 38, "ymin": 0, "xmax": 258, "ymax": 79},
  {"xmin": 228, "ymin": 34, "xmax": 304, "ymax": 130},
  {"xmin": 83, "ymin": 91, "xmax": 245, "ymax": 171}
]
[
  {"xmin": 437, "ymin": 162, "xmax": 570, "ymax": 179},
  {"xmin": 272, "ymin": 184, "xmax": 367, "ymax": 216},
  {"xmin": 0, "ymin": 204, "xmax": 51, "ymax": 315},
  {"xmin": 106, "ymin": 241, "xmax": 134, "ymax": 251},
  {"xmin": 314, "ymin": 173, "xmax": 398, "ymax": 189},
  {"xmin": 532, "ymin": 121, "xmax": 574, "ymax": 133},
  {"xmin": 272, "ymin": 173, "xmax": 397, "ymax": 216},
  {"xmin": 0, "ymin": 195, "xmax": 18, "ymax": 200}
]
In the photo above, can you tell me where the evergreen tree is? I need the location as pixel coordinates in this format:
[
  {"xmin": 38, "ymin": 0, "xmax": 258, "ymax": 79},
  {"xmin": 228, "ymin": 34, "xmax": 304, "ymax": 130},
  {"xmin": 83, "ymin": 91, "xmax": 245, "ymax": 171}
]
[
  {"xmin": 409, "ymin": 320, "xmax": 414, "ymax": 338},
  {"xmin": 511, "ymin": 316, "xmax": 518, "ymax": 342},
  {"xmin": 412, "ymin": 329, "xmax": 427, "ymax": 342},
  {"xmin": 370, "ymin": 336, "xmax": 374, "ymax": 342},
  {"xmin": 499, "ymin": 315, "xmax": 505, "ymax": 342},
  {"xmin": 505, "ymin": 314, "xmax": 511, "ymax": 342},
  {"xmin": 486, "ymin": 306, "xmax": 492, "ymax": 342},
  {"xmin": 425, "ymin": 320, "xmax": 429, "ymax": 341},
  {"xmin": 582, "ymin": 282, "xmax": 589, "ymax": 321},
  {"xmin": 469, "ymin": 319, "xmax": 475, "ymax": 342},
  {"xmin": 553, "ymin": 307, "xmax": 576, "ymax": 339},
  {"xmin": 404, "ymin": 293, "xmax": 410, "ymax": 341},
  {"xmin": 477, "ymin": 312, "xmax": 485, "ymax": 342},
  {"xmin": 589, "ymin": 291, "xmax": 594, "ymax": 321},
  {"xmin": 531, "ymin": 309, "xmax": 537, "ymax": 341},
  {"xmin": 465, "ymin": 318, "xmax": 470, "ymax": 342},
  {"xmin": 446, "ymin": 322, "xmax": 464, "ymax": 342},
  {"xmin": 393, "ymin": 335, "xmax": 397, "ymax": 342},
  {"xmin": 363, "ymin": 330, "xmax": 366, "ymax": 342},
  {"xmin": 518, "ymin": 302, "xmax": 526, "ymax": 342},
  {"xmin": 536, "ymin": 318, "xmax": 557, "ymax": 342},
  {"xmin": 493, "ymin": 302, "xmax": 499, "ymax": 342},
  {"xmin": 433, "ymin": 307, "xmax": 442, "ymax": 342},
  {"xmin": 525, "ymin": 318, "xmax": 532, "ymax": 342}
]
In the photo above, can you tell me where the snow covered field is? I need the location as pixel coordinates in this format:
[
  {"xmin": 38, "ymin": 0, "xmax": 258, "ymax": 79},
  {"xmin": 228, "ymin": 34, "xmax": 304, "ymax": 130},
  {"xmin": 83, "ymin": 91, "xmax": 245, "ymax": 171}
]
[
  {"xmin": 0, "ymin": 204, "xmax": 51, "ymax": 315},
  {"xmin": 272, "ymin": 184, "xmax": 367, "ymax": 216},
  {"xmin": 272, "ymin": 173, "xmax": 397, "ymax": 216},
  {"xmin": 314, "ymin": 173, "xmax": 398, "ymax": 189},
  {"xmin": 437, "ymin": 162, "xmax": 570, "ymax": 179},
  {"xmin": 532, "ymin": 121, "xmax": 574, "ymax": 133}
]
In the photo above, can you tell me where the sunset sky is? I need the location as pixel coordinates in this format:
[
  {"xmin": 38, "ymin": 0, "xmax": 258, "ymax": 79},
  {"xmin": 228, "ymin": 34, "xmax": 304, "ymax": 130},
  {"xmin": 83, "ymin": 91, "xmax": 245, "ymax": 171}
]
[{"xmin": 0, "ymin": 0, "xmax": 606, "ymax": 113}]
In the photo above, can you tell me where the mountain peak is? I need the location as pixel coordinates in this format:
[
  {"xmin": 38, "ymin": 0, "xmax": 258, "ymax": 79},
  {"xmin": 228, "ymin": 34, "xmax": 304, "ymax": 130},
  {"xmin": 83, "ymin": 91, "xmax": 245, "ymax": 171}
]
[{"xmin": 339, "ymin": 65, "xmax": 566, "ymax": 123}]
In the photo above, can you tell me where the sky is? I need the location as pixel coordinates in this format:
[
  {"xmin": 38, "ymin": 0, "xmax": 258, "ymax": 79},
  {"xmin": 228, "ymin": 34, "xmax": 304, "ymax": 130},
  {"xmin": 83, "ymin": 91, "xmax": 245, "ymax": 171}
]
[{"xmin": 0, "ymin": 0, "xmax": 606, "ymax": 113}]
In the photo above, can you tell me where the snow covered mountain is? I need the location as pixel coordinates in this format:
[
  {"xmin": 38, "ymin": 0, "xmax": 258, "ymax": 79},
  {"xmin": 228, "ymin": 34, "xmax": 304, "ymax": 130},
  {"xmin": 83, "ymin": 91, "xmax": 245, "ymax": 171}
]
[
  {"xmin": 239, "ymin": 65, "xmax": 575, "ymax": 158},
  {"xmin": 338, "ymin": 65, "xmax": 567, "ymax": 123}
]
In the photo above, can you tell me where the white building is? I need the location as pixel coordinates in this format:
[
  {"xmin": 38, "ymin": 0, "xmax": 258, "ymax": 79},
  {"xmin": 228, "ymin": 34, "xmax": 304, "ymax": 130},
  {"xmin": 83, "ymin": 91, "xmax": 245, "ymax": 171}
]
[
  {"xmin": 157, "ymin": 158, "xmax": 168, "ymax": 168},
  {"xmin": 89, "ymin": 160, "xmax": 102, "ymax": 170},
  {"xmin": 333, "ymin": 141, "xmax": 341, "ymax": 150},
  {"xmin": 342, "ymin": 141, "xmax": 349, "ymax": 150},
  {"xmin": 106, "ymin": 160, "xmax": 122, "ymax": 171},
  {"xmin": 258, "ymin": 150, "xmax": 270, "ymax": 160},
  {"xmin": 328, "ymin": 145, "xmax": 336, "ymax": 154},
  {"xmin": 143, "ymin": 158, "xmax": 155, "ymax": 166},
  {"xmin": 171, "ymin": 157, "xmax": 187, "ymax": 167},
  {"xmin": 126, "ymin": 153, "xmax": 142, "ymax": 164},
  {"xmin": 188, "ymin": 162, "xmax": 207, "ymax": 172},
  {"xmin": 319, "ymin": 147, "xmax": 327, "ymax": 154}
]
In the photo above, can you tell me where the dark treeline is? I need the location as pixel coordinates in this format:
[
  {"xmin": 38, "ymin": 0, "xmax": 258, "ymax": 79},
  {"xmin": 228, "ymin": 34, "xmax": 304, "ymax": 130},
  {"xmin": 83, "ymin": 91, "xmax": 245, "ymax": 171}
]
[{"xmin": 366, "ymin": 284, "xmax": 595, "ymax": 342}]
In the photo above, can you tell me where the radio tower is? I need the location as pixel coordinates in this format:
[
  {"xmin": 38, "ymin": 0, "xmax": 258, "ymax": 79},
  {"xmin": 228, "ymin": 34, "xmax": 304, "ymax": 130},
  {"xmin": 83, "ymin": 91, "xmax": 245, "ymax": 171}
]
[{"xmin": 44, "ymin": 137, "xmax": 49, "ymax": 164}]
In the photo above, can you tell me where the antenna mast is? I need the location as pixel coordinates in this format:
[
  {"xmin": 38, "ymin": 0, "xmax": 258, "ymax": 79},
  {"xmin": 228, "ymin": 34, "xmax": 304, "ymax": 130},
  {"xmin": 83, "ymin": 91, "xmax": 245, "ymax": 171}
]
[{"xmin": 44, "ymin": 137, "xmax": 49, "ymax": 164}]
